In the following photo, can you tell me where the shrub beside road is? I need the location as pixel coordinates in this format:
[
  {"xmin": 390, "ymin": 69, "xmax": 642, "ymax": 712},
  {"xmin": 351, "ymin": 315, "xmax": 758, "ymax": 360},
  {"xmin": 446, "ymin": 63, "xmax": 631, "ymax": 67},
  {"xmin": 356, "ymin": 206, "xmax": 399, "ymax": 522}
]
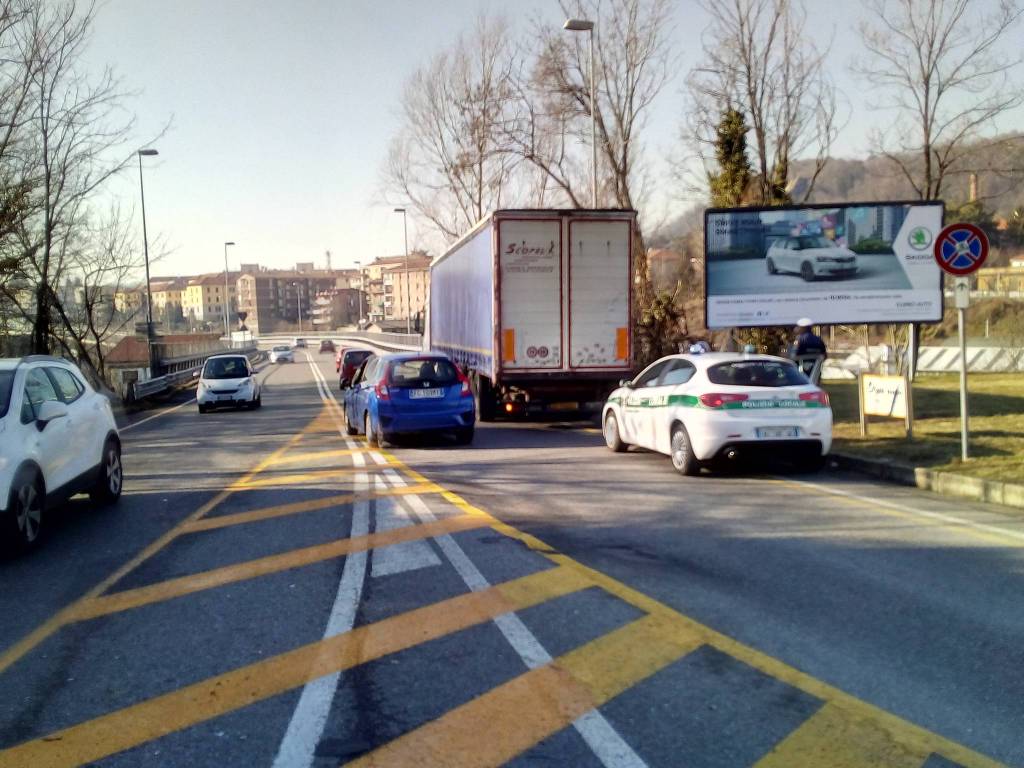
[{"xmin": 826, "ymin": 373, "xmax": 1024, "ymax": 483}]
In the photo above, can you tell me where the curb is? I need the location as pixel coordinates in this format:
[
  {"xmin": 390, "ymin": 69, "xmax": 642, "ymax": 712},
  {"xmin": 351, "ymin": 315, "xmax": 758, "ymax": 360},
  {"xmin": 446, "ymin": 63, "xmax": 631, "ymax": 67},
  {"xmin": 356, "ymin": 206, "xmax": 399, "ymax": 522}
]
[{"xmin": 831, "ymin": 453, "xmax": 1024, "ymax": 510}]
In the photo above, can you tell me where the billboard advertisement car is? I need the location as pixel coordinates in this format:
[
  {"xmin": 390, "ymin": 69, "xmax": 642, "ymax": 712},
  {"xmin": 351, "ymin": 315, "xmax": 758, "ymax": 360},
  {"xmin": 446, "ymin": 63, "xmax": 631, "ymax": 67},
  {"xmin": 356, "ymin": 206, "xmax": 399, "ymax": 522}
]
[{"xmin": 704, "ymin": 201, "xmax": 944, "ymax": 328}]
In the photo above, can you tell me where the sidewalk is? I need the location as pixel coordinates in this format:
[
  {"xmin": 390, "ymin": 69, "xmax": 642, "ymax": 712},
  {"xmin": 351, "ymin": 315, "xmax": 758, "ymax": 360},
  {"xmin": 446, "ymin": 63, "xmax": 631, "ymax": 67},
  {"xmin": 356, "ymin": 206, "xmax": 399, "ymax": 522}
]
[{"xmin": 831, "ymin": 452, "xmax": 1024, "ymax": 510}]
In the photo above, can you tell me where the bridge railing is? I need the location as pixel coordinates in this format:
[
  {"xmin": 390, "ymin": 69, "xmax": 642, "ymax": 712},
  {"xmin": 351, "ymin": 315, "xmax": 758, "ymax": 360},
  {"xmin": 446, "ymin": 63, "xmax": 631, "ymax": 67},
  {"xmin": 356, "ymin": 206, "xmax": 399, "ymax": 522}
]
[{"xmin": 130, "ymin": 345, "xmax": 262, "ymax": 401}]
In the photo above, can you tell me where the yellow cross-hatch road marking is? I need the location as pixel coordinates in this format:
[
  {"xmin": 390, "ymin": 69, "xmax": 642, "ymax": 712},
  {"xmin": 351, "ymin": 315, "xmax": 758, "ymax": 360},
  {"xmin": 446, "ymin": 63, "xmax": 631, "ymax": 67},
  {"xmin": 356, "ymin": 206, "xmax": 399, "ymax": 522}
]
[
  {"xmin": 181, "ymin": 482, "xmax": 443, "ymax": 533},
  {"xmin": 347, "ymin": 613, "xmax": 704, "ymax": 768},
  {"xmin": 0, "ymin": 566, "xmax": 593, "ymax": 768},
  {"xmin": 0, "ymin": 406, "xmax": 330, "ymax": 677},
  {"xmin": 67, "ymin": 513, "xmax": 489, "ymax": 622},
  {"xmin": 376, "ymin": 448, "xmax": 1010, "ymax": 768},
  {"xmin": 265, "ymin": 447, "xmax": 374, "ymax": 465}
]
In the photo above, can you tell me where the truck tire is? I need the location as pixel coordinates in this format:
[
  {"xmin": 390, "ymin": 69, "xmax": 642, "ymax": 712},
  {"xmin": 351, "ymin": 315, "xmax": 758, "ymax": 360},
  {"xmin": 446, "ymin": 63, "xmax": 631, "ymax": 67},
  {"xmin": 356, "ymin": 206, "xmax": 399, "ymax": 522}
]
[{"xmin": 473, "ymin": 373, "xmax": 496, "ymax": 422}]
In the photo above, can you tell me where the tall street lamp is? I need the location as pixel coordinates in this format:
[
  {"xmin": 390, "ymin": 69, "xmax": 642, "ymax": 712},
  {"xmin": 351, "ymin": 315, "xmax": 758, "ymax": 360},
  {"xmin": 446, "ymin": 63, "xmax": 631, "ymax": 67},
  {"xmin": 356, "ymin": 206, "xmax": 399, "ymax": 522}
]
[
  {"xmin": 354, "ymin": 260, "xmax": 363, "ymax": 328},
  {"xmin": 222, "ymin": 241, "xmax": 236, "ymax": 341},
  {"xmin": 394, "ymin": 207, "xmax": 411, "ymax": 333},
  {"xmin": 563, "ymin": 18, "xmax": 597, "ymax": 208},
  {"xmin": 137, "ymin": 148, "xmax": 158, "ymax": 372},
  {"xmin": 292, "ymin": 281, "xmax": 303, "ymax": 332}
]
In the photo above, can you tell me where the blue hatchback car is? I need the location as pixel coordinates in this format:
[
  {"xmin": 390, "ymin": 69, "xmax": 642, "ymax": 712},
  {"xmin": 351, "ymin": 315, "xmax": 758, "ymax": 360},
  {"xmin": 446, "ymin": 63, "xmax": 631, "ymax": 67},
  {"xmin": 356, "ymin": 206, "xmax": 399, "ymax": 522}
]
[{"xmin": 342, "ymin": 352, "xmax": 476, "ymax": 446}]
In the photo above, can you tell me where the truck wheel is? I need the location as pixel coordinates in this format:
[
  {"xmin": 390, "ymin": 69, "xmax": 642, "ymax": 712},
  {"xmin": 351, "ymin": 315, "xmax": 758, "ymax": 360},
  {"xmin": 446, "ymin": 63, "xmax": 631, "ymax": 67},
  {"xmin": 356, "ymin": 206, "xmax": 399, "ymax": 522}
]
[
  {"xmin": 473, "ymin": 373, "xmax": 496, "ymax": 422},
  {"xmin": 603, "ymin": 412, "xmax": 628, "ymax": 453},
  {"xmin": 670, "ymin": 425, "xmax": 701, "ymax": 477}
]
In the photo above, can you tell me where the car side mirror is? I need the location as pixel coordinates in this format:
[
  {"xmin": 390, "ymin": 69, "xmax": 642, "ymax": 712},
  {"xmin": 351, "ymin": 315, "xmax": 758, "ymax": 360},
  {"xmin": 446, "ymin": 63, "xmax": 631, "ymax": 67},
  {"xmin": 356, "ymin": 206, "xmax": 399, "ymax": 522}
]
[
  {"xmin": 619, "ymin": 379, "xmax": 634, "ymax": 389},
  {"xmin": 340, "ymin": 378, "xmax": 351, "ymax": 390},
  {"xmin": 36, "ymin": 400, "xmax": 68, "ymax": 429},
  {"xmin": 192, "ymin": 370, "xmax": 200, "ymax": 378}
]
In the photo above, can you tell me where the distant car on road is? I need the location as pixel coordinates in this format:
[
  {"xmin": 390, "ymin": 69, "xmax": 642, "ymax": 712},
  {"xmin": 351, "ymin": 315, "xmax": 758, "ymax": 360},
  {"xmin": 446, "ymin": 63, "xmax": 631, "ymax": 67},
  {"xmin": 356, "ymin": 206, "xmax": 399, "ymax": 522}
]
[
  {"xmin": 292, "ymin": 337, "xmax": 307, "ymax": 349},
  {"xmin": 765, "ymin": 236, "xmax": 858, "ymax": 281},
  {"xmin": 269, "ymin": 345, "xmax": 294, "ymax": 364},
  {"xmin": 338, "ymin": 348, "xmax": 372, "ymax": 387},
  {"xmin": 0, "ymin": 356, "xmax": 122, "ymax": 552},
  {"xmin": 197, "ymin": 354, "xmax": 262, "ymax": 413},
  {"xmin": 342, "ymin": 352, "xmax": 475, "ymax": 446},
  {"xmin": 602, "ymin": 352, "xmax": 831, "ymax": 475},
  {"xmin": 318, "ymin": 339, "xmax": 336, "ymax": 354}
]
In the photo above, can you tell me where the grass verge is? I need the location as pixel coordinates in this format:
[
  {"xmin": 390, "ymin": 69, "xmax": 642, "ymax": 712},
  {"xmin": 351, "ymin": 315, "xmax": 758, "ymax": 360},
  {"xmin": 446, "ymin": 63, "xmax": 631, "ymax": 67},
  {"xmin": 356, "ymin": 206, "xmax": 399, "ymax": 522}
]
[{"xmin": 824, "ymin": 372, "xmax": 1024, "ymax": 483}]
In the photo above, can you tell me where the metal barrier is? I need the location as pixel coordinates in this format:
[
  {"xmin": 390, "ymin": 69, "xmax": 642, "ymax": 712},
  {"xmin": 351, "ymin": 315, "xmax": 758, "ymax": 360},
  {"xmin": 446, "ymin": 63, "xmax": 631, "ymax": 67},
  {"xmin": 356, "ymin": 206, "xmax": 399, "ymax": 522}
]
[{"xmin": 130, "ymin": 345, "xmax": 261, "ymax": 401}]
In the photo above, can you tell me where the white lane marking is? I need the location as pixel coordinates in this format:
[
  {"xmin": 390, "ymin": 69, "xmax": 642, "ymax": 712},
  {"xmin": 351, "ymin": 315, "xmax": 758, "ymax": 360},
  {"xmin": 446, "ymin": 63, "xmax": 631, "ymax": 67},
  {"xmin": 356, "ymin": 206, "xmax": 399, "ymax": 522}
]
[
  {"xmin": 120, "ymin": 397, "xmax": 196, "ymax": 432},
  {"xmin": 384, "ymin": 469, "xmax": 648, "ymax": 768},
  {"xmin": 370, "ymin": 475, "xmax": 441, "ymax": 578},
  {"xmin": 273, "ymin": 359, "xmax": 369, "ymax": 768},
  {"xmin": 272, "ymin": 472, "xmax": 369, "ymax": 768},
  {"xmin": 784, "ymin": 476, "xmax": 1024, "ymax": 544}
]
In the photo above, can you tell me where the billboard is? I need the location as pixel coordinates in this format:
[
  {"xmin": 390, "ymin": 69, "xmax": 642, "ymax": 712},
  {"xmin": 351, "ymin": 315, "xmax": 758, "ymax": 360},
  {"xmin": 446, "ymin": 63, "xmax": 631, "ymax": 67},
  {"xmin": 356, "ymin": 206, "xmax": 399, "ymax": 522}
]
[{"xmin": 704, "ymin": 200, "xmax": 944, "ymax": 328}]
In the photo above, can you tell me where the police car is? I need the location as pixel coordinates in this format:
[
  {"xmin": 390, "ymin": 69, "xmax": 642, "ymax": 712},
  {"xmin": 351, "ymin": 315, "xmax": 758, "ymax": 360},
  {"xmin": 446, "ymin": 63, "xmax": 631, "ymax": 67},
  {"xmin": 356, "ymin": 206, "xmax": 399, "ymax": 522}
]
[{"xmin": 602, "ymin": 351, "xmax": 831, "ymax": 475}]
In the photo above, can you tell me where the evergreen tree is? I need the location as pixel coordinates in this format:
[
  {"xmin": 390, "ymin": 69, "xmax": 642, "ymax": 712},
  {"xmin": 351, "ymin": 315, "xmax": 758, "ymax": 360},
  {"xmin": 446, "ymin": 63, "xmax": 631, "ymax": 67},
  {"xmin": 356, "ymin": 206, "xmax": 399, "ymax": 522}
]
[{"xmin": 707, "ymin": 108, "xmax": 752, "ymax": 207}]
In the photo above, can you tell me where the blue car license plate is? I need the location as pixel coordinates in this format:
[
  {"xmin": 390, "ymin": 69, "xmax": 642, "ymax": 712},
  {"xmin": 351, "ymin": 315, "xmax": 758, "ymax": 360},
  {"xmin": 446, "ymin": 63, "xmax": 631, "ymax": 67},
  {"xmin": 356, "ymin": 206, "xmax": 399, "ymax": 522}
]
[
  {"xmin": 409, "ymin": 388, "xmax": 443, "ymax": 399},
  {"xmin": 756, "ymin": 427, "xmax": 799, "ymax": 439}
]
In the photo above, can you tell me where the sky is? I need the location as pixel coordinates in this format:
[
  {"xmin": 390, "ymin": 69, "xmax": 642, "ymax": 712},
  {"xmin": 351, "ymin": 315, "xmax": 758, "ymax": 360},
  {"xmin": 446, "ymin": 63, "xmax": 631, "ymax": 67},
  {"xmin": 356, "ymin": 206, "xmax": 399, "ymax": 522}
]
[{"xmin": 82, "ymin": 0, "xmax": 1021, "ymax": 279}]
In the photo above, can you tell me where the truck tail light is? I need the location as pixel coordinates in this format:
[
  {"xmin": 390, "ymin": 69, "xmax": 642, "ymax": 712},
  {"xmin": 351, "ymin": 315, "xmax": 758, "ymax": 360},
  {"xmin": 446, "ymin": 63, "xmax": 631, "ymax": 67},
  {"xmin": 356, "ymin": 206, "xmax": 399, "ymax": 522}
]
[
  {"xmin": 699, "ymin": 393, "xmax": 748, "ymax": 409},
  {"xmin": 456, "ymin": 369, "xmax": 473, "ymax": 397},
  {"xmin": 800, "ymin": 390, "xmax": 829, "ymax": 406}
]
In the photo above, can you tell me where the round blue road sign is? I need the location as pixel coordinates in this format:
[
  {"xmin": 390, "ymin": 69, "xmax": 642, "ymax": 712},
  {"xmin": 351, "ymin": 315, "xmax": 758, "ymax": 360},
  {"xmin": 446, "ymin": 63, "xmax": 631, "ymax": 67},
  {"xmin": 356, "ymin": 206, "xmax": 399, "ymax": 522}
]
[{"xmin": 934, "ymin": 222, "xmax": 989, "ymax": 276}]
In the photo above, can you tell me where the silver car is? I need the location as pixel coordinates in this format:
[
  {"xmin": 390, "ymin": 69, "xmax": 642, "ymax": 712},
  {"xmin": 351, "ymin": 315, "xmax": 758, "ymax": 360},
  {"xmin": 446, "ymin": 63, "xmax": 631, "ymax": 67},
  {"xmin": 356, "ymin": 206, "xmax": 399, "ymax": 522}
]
[
  {"xmin": 765, "ymin": 235, "xmax": 858, "ymax": 281},
  {"xmin": 269, "ymin": 345, "xmax": 294, "ymax": 364}
]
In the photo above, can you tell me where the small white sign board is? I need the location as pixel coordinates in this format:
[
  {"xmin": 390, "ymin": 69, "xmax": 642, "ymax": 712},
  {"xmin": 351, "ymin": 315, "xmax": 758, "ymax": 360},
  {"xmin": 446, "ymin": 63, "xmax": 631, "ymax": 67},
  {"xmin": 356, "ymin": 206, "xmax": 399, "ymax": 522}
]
[{"xmin": 862, "ymin": 374, "xmax": 908, "ymax": 419}]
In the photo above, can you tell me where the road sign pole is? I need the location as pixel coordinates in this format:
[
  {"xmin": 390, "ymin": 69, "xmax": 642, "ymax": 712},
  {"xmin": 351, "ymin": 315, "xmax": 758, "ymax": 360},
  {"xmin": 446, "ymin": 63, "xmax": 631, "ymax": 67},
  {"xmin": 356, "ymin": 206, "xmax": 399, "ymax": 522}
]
[
  {"xmin": 958, "ymin": 305, "xmax": 969, "ymax": 460},
  {"xmin": 935, "ymin": 224, "xmax": 988, "ymax": 464}
]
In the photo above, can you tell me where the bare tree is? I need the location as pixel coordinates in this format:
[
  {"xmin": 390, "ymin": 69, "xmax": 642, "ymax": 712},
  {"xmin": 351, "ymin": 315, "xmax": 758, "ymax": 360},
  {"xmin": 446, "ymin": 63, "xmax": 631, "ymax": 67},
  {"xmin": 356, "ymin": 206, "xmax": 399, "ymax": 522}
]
[
  {"xmin": 856, "ymin": 0, "xmax": 1024, "ymax": 201},
  {"xmin": 687, "ymin": 0, "xmax": 840, "ymax": 204},
  {"xmin": 382, "ymin": 15, "xmax": 520, "ymax": 244},
  {"xmin": 12, "ymin": 0, "xmax": 140, "ymax": 356}
]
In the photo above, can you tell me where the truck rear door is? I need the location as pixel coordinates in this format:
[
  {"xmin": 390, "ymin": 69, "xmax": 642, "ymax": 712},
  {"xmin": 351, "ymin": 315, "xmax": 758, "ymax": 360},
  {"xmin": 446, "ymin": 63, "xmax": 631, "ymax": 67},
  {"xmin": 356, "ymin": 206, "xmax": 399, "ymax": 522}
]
[
  {"xmin": 497, "ymin": 218, "xmax": 563, "ymax": 371},
  {"xmin": 567, "ymin": 218, "xmax": 631, "ymax": 369}
]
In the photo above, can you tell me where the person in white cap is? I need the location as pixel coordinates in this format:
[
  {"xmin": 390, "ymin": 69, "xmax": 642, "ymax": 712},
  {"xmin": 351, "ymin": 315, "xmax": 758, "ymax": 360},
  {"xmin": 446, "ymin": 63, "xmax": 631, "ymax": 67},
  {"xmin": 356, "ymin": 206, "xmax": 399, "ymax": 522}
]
[{"xmin": 792, "ymin": 317, "xmax": 827, "ymax": 359}]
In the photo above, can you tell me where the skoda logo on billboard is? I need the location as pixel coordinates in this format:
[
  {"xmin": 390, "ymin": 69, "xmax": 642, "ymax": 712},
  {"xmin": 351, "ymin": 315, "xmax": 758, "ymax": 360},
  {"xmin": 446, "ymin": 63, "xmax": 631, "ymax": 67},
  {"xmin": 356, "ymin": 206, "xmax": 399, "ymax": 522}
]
[{"xmin": 908, "ymin": 226, "xmax": 932, "ymax": 251}]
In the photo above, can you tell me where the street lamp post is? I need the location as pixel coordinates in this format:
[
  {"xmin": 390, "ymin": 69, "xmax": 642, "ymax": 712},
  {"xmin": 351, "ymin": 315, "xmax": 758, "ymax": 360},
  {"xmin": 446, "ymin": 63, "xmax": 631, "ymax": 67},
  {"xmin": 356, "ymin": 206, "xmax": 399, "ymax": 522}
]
[
  {"xmin": 394, "ymin": 207, "xmax": 411, "ymax": 333},
  {"xmin": 137, "ymin": 149, "xmax": 158, "ymax": 372},
  {"xmin": 563, "ymin": 18, "xmax": 597, "ymax": 208},
  {"xmin": 354, "ymin": 260, "xmax": 363, "ymax": 328},
  {"xmin": 222, "ymin": 241, "xmax": 236, "ymax": 341},
  {"xmin": 292, "ymin": 281, "xmax": 302, "ymax": 332}
]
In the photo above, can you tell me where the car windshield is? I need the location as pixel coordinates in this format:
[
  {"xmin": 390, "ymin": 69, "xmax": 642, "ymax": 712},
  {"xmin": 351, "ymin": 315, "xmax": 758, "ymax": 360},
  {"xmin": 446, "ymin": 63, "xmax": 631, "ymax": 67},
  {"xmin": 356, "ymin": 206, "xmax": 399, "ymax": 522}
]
[
  {"xmin": 272, "ymin": 346, "xmax": 290, "ymax": 352},
  {"xmin": 203, "ymin": 357, "xmax": 249, "ymax": 379},
  {"xmin": 388, "ymin": 358, "xmax": 458, "ymax": 387},
  {"xmin": 707, "ymin": 360, "xmax": 808, "ymax": 387},
  {"xmin": 0, "ymin": 370, "xmax": 13, "ymax": 418},
  {"xmin": 795, "ymin": 236, "xmax": 836, "ymax": 249}
]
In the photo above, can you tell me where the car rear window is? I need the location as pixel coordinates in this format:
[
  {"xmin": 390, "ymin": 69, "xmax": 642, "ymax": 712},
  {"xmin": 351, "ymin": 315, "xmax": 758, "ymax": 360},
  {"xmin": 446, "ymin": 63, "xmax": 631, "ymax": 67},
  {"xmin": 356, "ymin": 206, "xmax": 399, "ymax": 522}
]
[
  {"xmin": 707, "ymin": 360, "xmax": 808, "ymax": 387},
  {"xmin": 389, "ymin": 358, "xmax": 458, "ymax": 388},
  {"xmin": 273, "ymin": 345, "xmax": 290, "ymax": 352},
  {"xmin": 343, "ymin": 350, "xmax": 371, "ymax": 366},
  {"xmin": 203, "ymin": 357, "xmax": 249, "ymax": 379},
  {"xmin": 0, "ymin": 370, "xmax": 13, "ymax": 418}
]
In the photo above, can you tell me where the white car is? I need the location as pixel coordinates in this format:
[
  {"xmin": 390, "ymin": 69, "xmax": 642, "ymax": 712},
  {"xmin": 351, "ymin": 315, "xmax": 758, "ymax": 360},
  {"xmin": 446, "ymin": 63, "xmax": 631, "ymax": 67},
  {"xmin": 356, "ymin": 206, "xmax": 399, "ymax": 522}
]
[
  {"xmin": 269, "ymin": 345, "xmax": 294, "ymax": 364},
  {"xmin": 196, "ymin": 354, "xmax": 262, "ymax": 413},
  {"xmin": 602, "ymin": 352, "xmax": 832, "ymax": 476},
  {"xmin": 765, "ymin": 235, "xmax": 858, "ymax": 281},
  {"xmin": 0, "ymin": 356, "xmax": 122, "ymax": 551}
]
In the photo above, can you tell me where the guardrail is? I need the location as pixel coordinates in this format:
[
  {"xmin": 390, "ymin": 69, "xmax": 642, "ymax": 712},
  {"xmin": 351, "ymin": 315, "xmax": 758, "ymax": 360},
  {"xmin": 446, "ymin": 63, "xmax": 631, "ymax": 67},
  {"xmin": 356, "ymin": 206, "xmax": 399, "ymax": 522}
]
[
  {"xmin": 258, "ymin": 331, "xmax": 423, "ymax": 353},
  {"xmin": 129, "ymin": 345, "xmax": 262, "ymax": 401}
]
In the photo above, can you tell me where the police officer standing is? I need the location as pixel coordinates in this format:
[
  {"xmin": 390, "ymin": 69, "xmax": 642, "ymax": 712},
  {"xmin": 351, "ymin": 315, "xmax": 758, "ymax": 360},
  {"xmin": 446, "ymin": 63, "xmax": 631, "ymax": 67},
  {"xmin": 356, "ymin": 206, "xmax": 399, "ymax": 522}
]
[{"xmin": 792, "ymin": 317, "xmax": 827, "ymax": 358}]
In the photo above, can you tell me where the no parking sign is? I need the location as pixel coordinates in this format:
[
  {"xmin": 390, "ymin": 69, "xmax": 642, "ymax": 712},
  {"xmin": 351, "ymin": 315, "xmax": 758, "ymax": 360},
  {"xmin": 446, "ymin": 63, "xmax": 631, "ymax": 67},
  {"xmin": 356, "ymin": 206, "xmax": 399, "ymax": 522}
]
[{"xmin": 934, "ymin": 222, "xmax": 989, "ymax": 276}]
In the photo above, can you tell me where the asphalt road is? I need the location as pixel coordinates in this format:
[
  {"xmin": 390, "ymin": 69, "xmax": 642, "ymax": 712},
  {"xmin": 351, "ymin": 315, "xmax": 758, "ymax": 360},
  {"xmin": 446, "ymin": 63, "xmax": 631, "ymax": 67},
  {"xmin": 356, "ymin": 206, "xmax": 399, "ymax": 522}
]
[
  {"xmin": 1, "ymin": 353, "xmax": 1022, "ymax": 767},
  {"xmin": 707, "ymin": 252, "xmax": 913, "ymax": 294}
]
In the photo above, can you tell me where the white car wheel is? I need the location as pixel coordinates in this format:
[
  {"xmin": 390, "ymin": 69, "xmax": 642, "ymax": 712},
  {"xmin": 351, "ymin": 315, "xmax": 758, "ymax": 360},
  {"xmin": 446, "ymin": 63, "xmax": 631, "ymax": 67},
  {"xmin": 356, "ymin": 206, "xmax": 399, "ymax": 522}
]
[{"xmin": 603, "ymin": 412, "xmax": 628, "ymax": 453}]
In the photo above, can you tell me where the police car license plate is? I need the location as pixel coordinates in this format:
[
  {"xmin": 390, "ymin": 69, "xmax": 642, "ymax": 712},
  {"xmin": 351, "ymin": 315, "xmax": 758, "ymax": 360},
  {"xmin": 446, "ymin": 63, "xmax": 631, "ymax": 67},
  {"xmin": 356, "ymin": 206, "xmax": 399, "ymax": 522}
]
[
  {"xmin": 756, "ymin": 427, "xmax": 799, "ymax": 439},
  {"xmin": 409, "ymin": 388, "xmax": 443, "ymax": 399}
]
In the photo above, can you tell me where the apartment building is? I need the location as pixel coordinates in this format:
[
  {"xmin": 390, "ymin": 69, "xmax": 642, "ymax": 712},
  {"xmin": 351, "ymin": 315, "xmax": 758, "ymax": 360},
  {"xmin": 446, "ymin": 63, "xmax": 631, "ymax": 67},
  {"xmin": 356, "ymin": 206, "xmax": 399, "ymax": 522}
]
[
  {"xmin": 236, "ymin": 271, "xmax": 340, "ymax": 334},
  {"xmin": 356, "ymin": 253, "xmax": 431, "ymax": 324},
  {"xmin": 181, "ymin": 273, "xmax": 239, "ymax": 328},
  {"xmin": 310, "ymin": 287, "xmax": 364, "ymax": 330}
]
